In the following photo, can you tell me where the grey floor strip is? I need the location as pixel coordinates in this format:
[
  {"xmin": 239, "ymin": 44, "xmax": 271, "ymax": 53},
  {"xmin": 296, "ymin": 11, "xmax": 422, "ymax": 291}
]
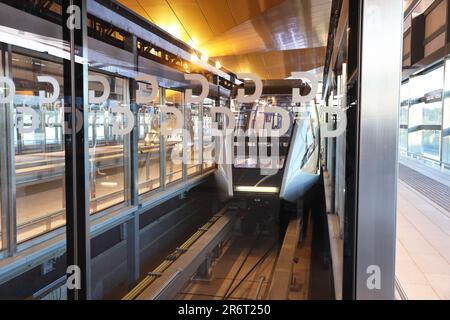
[{"xmin": 399, "ymin": 164, "xmax": 450, "ymax": 212}]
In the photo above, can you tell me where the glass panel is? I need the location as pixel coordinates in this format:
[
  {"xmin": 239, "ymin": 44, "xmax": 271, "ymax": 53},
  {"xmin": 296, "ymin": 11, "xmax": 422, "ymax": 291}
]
[
  {"xmin": 443, "ymin": 59, "xmax": 450, "ymax": 165},
  {"xmin": 407, "ymin": 66, "xmax": 444, "ymax": 160},
  {"xmin": 423, "ymin": 101, "xmax": 442, "ymax": 125},
  {"xmin": 399, "ymin": 82, "xmax": 409, "ymax": 152},
  {"xmin": 233, "ymin": 96, "xmax": 294, "ymax": 169},
  {"xmin": 11, "ymin": 52, "xmax": 65, "ymax": 243},
  {"xmin": 203, "ymin": 98, "xmax": 215, "ymax": 170},
  {"xmin": 408, "ymin": 102, "xmax": 423, "ymax": 127},
  {"xmin": 88, "ymin": 71, "xmax": 128, "ymax": 213},
  {"xmin": 399, "ymin": 128, "xmax": 408, "ymax": 151},
  {"xmin": 137, "ymin": 83, "xmax": 161, "ymax": 194},
  {"xmin": 400, "ymin": 107, "xmax": 408, "ymax": 125},
  {"xmin": 422, "ymin": 129, "xmax": 441, "ymax": 157},
  {"xmin": 0, "ymin": 47, "xmax": 3, "ymax": 250},
  {"xmin": 408, "ymin": 130, "xmax": 422, "ymax": 155},
  {"xmin": 186, "ymin": 103, "xmax": 201, "ymax": 176},
  {"xmin": 409, "ymin": 73, "xmax": 425, "ymax": 100},
  {"xmin": 165, "ymin": 89, "xmax": 183, "ymax": 184}
]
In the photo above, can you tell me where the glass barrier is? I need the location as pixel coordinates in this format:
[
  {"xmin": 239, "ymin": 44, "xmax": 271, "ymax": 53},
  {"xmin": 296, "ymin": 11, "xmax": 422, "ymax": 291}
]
[
  {"xmin": 186, "ymin": 103, "xmax": 202, "ymax": 176},
  {"xmin": 12, "ymin": 51, "xmax": 66, "ymax": 243},
  {"xmin": 0, "ymin": 46, "xmax": 4, "ymax": 250},
  {"xmin": 88, "ymin": 71, "xmax": 128, "ymax": 213},
  {"xmin": 137, "ymin": 85, "xmax": 161, "ymax": 195},
  {"xmin": 203, "ymin": 98, "xmax": 215, "ymax": 169},
  {"xmin": 404, "ymin": 65, "xmax": 444, "ymax": 162},
  {"xmin": 233, "ymin": 96, "xmax": 294, "ymax": 169},
  {"xmin": 0, "ymin": 1, "xmax": 220, "ymax": 259},
  {"xmin": 399, "ymin": 82, "xmax": 409, "ymax": 151},
  {"xmin": 443, "ymin": 59, "xmax": 450, "ymax": 165},
  {"xmin": 165, "ymin": 89, "xmax": 184, "ymax": 185}
]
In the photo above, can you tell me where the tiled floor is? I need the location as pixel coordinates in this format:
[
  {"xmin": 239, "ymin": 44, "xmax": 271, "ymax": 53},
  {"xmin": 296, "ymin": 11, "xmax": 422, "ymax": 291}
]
[{"xmin": 396, "ymin": 165, "xmax": 450, "ymax": 300}]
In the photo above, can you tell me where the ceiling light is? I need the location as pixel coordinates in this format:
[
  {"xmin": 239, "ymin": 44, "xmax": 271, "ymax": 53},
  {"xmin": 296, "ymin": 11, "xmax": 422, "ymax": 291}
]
[
  {"xmin": 201, "ymin": 53, "xmax": 208, "ymax": 62},
  {"xmin": 101, "ymin": 182, "xmax": 118, "ymax": 187},
  {"xmin": 167, "ymin": 24, "xmax": 181, "ymax": 39},
  {"xmin": 188, "ymin": 39, "xmax": 197, "ymax": 48},
  {"xmin": 215, "ymin": 61, "xmax": 222, "ymax": 69},
  {"xmin": 191, "ymin": 53, "xmax": 199, "ymax": 63},
  {"xmin": 235, "ymin": 186, "xmax": 279, "ymax": 193}
]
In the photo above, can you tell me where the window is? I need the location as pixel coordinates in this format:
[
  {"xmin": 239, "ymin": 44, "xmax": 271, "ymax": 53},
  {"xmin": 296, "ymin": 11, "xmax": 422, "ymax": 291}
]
[{"xmin": 406, "ymin": 66, "xmax": 444, "ymax": 161}]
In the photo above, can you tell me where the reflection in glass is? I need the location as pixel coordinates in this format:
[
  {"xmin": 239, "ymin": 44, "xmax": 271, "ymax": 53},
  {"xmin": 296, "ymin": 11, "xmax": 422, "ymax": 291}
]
[
  {"xmin": 203, "ymin": 99, "xmax": 215, "ymax": 170},
  {"xmin": 0, "ymin": 47, "xmax": 3, "ymax": 250},
  {"xmin": 137, "ymin": 83, "xmax": 160, "ymax": 194},
  {"xmin": 399, "ymin": 128, "xmax": 408, "ymax": 151},
  {"xmin": 422, "ymin": 130, "xmax": 441, "ymax": 157},
  {"xmin": 165, "ymin": 89, "xmax": 183, "ymax": 184},
  {"xmin": 186, "ymin": 103, "xmax": 201, "ymax": 176},
  {"xmin": 12, "ymin": 52, "xmax": 66, "ymax": 243},
  {"xmin": 234, "ymin": 96, "xmax": 294, "ymax": 169},
  {"xmin": 399, "ymin": 81, "xmax": 409, "ymax": 153},
  {"xmin": 88, "ymin": 71, "xmax": 128, "ymax": 213},
  {"xmin": 443, "ymin": 59, "xmax": 450, "ymax": 165},
  {"xmin": 406, "ymin": 66, "xmax": 444, "ymax": 161}
]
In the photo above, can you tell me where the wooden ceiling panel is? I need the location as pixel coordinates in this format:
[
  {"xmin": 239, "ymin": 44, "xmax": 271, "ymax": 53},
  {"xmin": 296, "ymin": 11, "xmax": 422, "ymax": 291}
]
[
  {"xmin": 227, "ymin": 0, "xmax": 286, "ymax": 25},
  {"xmin": 196, "ymin": 0, "xmax": 236, "ymax": 36},
  {"xmin": 202, "ymin": 0, "xmax": 331, "ymax": 56},
  {"xmin": 117, "ymin": 0, "xmax": 332, "ymax": 80},
  {"xmin": 166, "ymin": 0, "xmax": 215, "ymax": 45},
  {"xmin": 215, "ymin": 47, "xmax": 326, "ymax": 79},
  {"xmin": 118, "ymin": 0, "xmax": 192, "ymax": 42}
]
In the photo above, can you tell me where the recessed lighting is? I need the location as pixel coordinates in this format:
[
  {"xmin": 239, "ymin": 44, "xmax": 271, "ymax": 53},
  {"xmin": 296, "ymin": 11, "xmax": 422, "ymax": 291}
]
[
  {"xmin": 101, "ymin": 182, "xmax": 118, "ymax": 187},
  {"xmin": 235, "ymin": 186, "xmax": 279, "ymax": 193}
]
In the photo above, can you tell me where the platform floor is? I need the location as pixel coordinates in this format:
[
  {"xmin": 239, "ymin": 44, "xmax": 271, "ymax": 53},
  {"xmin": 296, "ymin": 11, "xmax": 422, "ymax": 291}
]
[{"xmin": 396, "ymin": 157, "xmax": 450, "ymax": 300}]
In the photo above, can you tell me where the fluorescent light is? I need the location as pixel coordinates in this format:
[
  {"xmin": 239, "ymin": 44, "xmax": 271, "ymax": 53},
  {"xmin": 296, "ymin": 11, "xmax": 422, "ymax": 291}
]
[
  {"xmin": 101, "ymin": 182, "xmax": 118, "ymax": 187},
  {"xmin": 235, "ymin": 186, "xmax": 279, "ymax": 193},
  {"xmin": 215, "ymin": 61, "xmax": 222, "ymax": 69}
]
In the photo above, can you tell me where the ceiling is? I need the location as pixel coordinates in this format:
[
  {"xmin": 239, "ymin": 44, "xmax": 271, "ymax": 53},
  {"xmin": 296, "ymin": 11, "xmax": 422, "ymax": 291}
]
[{"xmin": 118, "ymin": 0, "xmax": 332, "ymax": 79}]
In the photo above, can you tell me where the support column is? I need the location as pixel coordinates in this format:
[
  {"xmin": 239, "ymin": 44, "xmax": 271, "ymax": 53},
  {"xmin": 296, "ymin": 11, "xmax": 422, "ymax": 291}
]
[
  {"xmin": 62, "ymin": 0, "xmax": 91, "ymax": 300},
  {"xmin": 355, "ymin": 0, "xmax": 403, "ymax": 300},
  {"xmin": 159, "ymin": 88, "xmax": 167, "ymax": 190},
  {"xmin": 125, "ymin": 34, "xmax": 140, "ymax": 288}
]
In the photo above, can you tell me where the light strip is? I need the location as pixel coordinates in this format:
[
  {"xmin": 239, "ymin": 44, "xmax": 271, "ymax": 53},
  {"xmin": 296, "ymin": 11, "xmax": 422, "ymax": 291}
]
[
  {"xmin": 235, "ymin": 186, "xmax": 279, "ymax": 193},
  {"xmin": 100, "ymin": 182, "xmax": 119, "ymax": 187},
  {"xmin": 0, "ymin": 26, "xmax": 86, "ymax": 64}
]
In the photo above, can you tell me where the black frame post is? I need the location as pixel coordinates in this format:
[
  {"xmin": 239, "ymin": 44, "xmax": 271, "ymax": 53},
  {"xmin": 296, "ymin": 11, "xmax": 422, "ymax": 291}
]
[
  {"xmin": 62, "ymin": 0, "xmax": 91, "ymax": 300},
  {"xmin": 125, "ymin": 34, "xmax": 140, "ymax": 288}
]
